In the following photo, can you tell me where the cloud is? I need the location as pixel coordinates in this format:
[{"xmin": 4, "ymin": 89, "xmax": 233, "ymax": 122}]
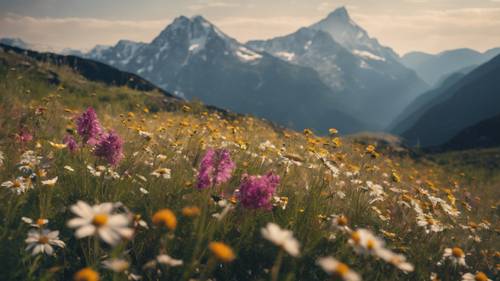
[
  {"xmin": 187, "ymin": 1, "xmax": 240, "ymax": 11},
  {"xmin": 351, "ymin": 7, "xmax": 500, "ymax": 53},
  {"xmin": 0, "ymin": 13, "xmax": 171, "ymax": 50}
]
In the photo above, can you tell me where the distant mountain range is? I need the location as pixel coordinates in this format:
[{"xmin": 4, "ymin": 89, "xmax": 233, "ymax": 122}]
[
  {"xmin": 2, "ymin": 7, "xmax": 499, "ymax": 147},
  {"xmin": 401, "ymin": 48, "xmax": 500, "ymax": 86},
  {"xmin": 392, "ymin": 53, "xmax": 500, "ymax": 147},
  {"xmin": 248, "ymin": 7, "xmax": 427, "ymax": 128},
  {"xmin": 87, "ymin": 14, "xmax": 369, "ymax": 134}
]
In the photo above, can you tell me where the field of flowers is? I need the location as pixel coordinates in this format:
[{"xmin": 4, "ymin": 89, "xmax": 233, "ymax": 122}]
[{"xmin": 0, "ymin": 49, "xmax": 498, "ymax": 281}]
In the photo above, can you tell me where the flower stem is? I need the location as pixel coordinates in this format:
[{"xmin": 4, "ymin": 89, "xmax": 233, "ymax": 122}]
[{"xmin": 271, "ymin": 249, "xmax": 284, "ymax": 281}]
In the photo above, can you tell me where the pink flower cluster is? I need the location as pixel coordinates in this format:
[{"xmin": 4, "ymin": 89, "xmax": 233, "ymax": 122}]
[
  {"xmin": 94, "ymin": 131, "xmax": 124, "ymax": 166},
  {"xmin": 72, "ymin": 107, "xmax": 123, "ymax": 166},
  {"xmin": 197, "ymin": 148, "xmax": 235, "ymax": 189},
  {"xmin": 238, "ymin": 172, "xmax": 280, "ymax": 210},
  {"xmin": 76, "ymin": 107, "xmax": 102, "ymax": 145}
]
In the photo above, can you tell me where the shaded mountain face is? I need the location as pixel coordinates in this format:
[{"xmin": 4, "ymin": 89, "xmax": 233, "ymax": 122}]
[
  {"xmin": 439, "ymin": 113, "xmax": 500, "ymax": 151},
  {"xmin": 85, "ymin": 15, "xmax": 367, "ymax": 134},
  {"xmin": 248, "ymin": 7, "xmax": 428, "ymax": 129},
  {"xmin": 395, "ymin": 54, "xmax": 500, "ymax": 147},
  {"xmin": 401, "ymin": 48, "xmax": 500, "ymax": 86}
]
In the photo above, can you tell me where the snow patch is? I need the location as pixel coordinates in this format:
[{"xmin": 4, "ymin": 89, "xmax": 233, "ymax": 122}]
[
  {"xmin": 304, "ymin": 40, "xmax": 312, "ymax": 50},
  {"xmin": 189, "ymin": 44, "xmax": 200, "ymax": 51},
  {"xmin": 353, "ymin": 50, "xmax": 385, "ymax": 61},
  {"xmin": 236, "ymin": 46, "xmax": 262, "ymax": 62},
  {"xmin": 275, "ymin": 51, "xmax": 295, "ymax": 61}
]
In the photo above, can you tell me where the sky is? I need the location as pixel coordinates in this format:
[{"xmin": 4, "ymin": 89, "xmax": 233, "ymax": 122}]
[{"xmin": 0, "ymin": 0, "xmax": 499, "ymax": 55}]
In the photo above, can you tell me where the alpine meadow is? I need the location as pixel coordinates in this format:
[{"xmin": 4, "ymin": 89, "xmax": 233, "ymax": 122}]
[{"xmin": 0, "ymin": 1, "xmax": 499, "ymax": 281}]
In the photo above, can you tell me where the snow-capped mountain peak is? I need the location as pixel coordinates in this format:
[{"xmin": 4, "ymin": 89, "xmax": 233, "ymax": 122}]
[
  {"xmin": 326, "ymin": 6, "xmax": 350, "ymax": 22},
  {"xmin": 310, "ymin": 7, "xmax": 399, "ymax": 62}
]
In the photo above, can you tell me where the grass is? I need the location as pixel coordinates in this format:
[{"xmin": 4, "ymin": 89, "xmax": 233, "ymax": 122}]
[{"xmin": 0, "ymin": 48, "xmax": 498, "ymax": 281}]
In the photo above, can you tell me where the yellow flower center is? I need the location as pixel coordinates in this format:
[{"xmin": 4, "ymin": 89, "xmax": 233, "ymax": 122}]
[
  {"xmin": 74, "ymin": 267, "xmax": 100, "ymax": 281},
  {"xmin": 451, "ymin": 247, "xmax": 464, "ymax": 258},
  {"xmin": 367, "ymin": 239, "xmax": 375, "ymax": 250},
  {"xmin": 36, "ymin": 218, "xmax": 46, "ymax": 226},
  {"xmin": 335, "ymin": 263, "xmax": 350, "ymax": 277},
  {"xmin": 92, "ymin": 214, "xmax": 108, "ymax": 226},
  {"xmin": 351, "ymin": 232, "xmax": 361, "ymax": 244},
  {"xmin": 13, "ymin": 180, "xmax": 22, "ymax": 188},
  {"xmin": 337, "ymin": 216, "xmax": 348, "ymax": 226},
  {"xmin": 475, "ymin": 272, "xmax": 488, "ymax": 281},
  {"xmin": 182, "ymin": 206, "xmax": 201, "ymax": 217},
  {"xmin": 38, "ymin": 236, "xmax": 49, "ymax": 244},
  {"xmin": 152, "ymin": 209, "xmax": 177, "ymax": 230},
  {"xmin": 209, "ymin": 242, "xmax": 235, "ymax": 263}
]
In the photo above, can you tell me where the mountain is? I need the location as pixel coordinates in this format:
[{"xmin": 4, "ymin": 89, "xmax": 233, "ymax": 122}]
[
  {"xmin": 248, "ymin": 7, "xmax": 428, "ymax": 129},
  {"xmin": 401, "ymin": 48, "xmax": 500, "ymax": 86},
  {"xmin": 439, "ymin": 113, "xmax": 500, "ymax": 151},
  {"xmin": 0, "ymin": 38, "xmax": 32, "ymax": 50},
  {"xmin": 86, "ymin": 40, "xmax": 146, "ymax": 69},
  {"xmin": 390, "ymin": 72, "xmax": 467, "ymax": 134},
  {"xmin": 309, "ymin": 7, "xmax": 400, "ymax": 62},
  {"xmin": 82, "ymin": 15, "xmax": 367, "ymax": 134},
  {"xmin": 0, "ymin": 43, "xmax": 178, "ymax": 98},
  {"xmin": 394, "ymin": 54, "xmax": 500, "ymax": 147}
]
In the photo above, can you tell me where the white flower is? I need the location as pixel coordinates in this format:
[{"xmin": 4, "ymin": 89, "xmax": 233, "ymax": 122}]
[
  {"xmin": 102, "ymin": 258, "xmax": 130, "ymax": 272},
  {"xmin": 64, "ymin": 165, "xmax": 75, "ymax": 172},
  {"xmin": 416, "ymin": 214, "xmax": 445, "ymax": 233},
  {"xmin": 156, "ymin": 254, "xmax": 183, "ymax": 266},
  {"xmin": 1, "ymin": 177, "xmax": 33, "ymax": 194},
  {"xmin": 156, "ymin": 154, "xmax": 167, "ymax": 161},
  {"xmin": 25, "ymin": 229, "xmax": 65, "ymax": 256},
  {"xmin": 442, "ymin": 247, "xmax": 467, "ymax": 267},
  {"xmin": 150, "ymin": 168, "xmax": 171, "ymax": 179},
  {"xmin": 330, "ymin": 215, "xmax": 350, "ymax": 233},
  {"xmin": 41, "ymin": 176, "xmax": 58, "ymax": 187},
  {"xmin": 348, "ymin": 228, "xmax": 385, "ymax": 255},
  {"xmin": 143, "ymin": 254, "xmax": 183, "ymax": 269},
  {"xmin": 316, "ymin": 257, "xmax": 361, "ymax": 281},
  {"xmin": 67, "ymin": 201, "xmax": 134, "ymax": 245},
  {"xmin": 376, "ymin": 249, "xmax": 414, "ymax": 272},
  {"xmin": 22, "ymin": 217, "xmax": 49, "ymax": 228},
  {"xmin": 139, "ymin": 187, "xmax": 149, "ymax": 194},
  {"xmin": 462, "ymin": 272, "xmax": 491, "ymax": 281},
  {"xmin": 261, "ymin": 223, "xmax": 300, "ymax": 257}
]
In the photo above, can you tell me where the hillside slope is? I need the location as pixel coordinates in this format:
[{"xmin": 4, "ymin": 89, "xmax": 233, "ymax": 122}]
[{"xmin": 396, "ymin": 54, "xmax": 500, "ymax": 147}]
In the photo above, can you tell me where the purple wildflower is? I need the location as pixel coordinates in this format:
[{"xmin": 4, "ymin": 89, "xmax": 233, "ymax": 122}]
[
  {"xmin": 63, "ymin": 135, "xmax": 78, "ymax": 152},
  {"xmin": 16, "ymin": 130, "xmax": 32, "ymax": 143},
  {"xmin": 238, "ymin": 172, "xmax": 280, "ymax": 210},
  {"xmin": 94, "ymin": 131, "xmax": 124, "ymax": 166},
  {"xmin": 197, "ymin": 148, "xmax": 235, "ymax": 189},
  {"xmin": 76, "ymin": 107, "xmax": 102, "ymax": 144}
]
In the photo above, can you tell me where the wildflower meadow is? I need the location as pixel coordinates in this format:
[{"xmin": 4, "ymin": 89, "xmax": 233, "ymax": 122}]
[{"xmin": 0, "ymin": 44, "xmax": 498, "ymax": 281}]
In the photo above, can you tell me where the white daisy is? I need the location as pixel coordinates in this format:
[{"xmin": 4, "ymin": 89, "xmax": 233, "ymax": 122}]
[
  {"xmin": 22, "ymin": 217, "xmax": 49, "ymax": 228},
  {"xmin": 150, "ymin": 168, "xmax": 171, "ymax": 179},
  {"xmin": 348, "ymin": 228, "xmax": 385, "ymax": 255},
  {"xmin": 143, "ymin": 254, "xmax": 183, "ymax": 269},
  {"xmin": 25, "ymin": 229, "xmax": 65, "ymax": 256},
  {"xmin": 316, "ymin": 256, "xmax": 361, "ymax": 281},
  {"xmin": 442, "ymin": 247, "xmax": 467, "ymax": 267},
  {"xmin": 41, "ymin": 176, "xmax": 58, "ymax": 187},
  {"xmin": 102, "ymin": 258, "xmax": 130, "ymax": 272},
  {"xmin": 64, "ymin": 165, "xmax": 75, "ymax": 172},
  {"xmin": 1, "ymin": 177, "xmax": 33, "ymax": 194},
  {"xmin": 67, "ymin": 201, "xmax": 134, "ymax": 245},
  {"xmin": 462, "ymin": 272, "xmax": 491, "ymax": 281},
  {"xmin": 261, "ymin": 223, "xmax": 300, "ymax": 257},
  {"xmin": 376, "ymin": 248, "xmax": 414, "ymax": 272}
]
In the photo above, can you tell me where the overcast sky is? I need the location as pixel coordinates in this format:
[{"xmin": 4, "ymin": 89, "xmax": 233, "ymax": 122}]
[{"xmin": 0, "ymin": 0, "xmax": 499, "ymax": 55}]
